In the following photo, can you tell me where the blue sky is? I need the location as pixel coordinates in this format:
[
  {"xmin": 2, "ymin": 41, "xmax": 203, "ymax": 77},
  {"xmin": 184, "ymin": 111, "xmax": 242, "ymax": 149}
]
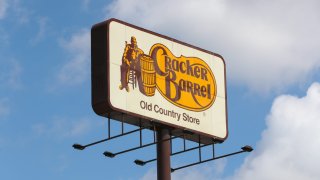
[{"xmin": 1, "ymin": 0, "xmax": 320, "ymax": 180}]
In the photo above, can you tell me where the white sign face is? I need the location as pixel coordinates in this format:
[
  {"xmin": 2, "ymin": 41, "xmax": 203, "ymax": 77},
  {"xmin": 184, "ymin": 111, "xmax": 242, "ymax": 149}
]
[{"xmin": 92, "ymin": 19, "xmax": 228, "ymax": 141}]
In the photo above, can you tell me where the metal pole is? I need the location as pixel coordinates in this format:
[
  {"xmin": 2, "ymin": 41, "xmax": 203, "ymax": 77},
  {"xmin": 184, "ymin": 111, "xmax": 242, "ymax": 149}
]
[{"xmin": 157, "ymin": 127, "xmax": 171, "ymax": 180}]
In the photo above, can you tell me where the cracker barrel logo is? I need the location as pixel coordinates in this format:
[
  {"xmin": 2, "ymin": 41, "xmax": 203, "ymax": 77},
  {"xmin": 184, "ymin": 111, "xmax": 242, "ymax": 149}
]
[{"xmin": 119, "ymin": 36, "xmax": 217, "ymax": 112}]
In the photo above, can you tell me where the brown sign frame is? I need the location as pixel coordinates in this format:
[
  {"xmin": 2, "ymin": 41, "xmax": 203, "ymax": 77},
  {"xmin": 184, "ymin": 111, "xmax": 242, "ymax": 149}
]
[{"xmin": 91, "ymin": 18, "xmax": 228, "ymax": 144}]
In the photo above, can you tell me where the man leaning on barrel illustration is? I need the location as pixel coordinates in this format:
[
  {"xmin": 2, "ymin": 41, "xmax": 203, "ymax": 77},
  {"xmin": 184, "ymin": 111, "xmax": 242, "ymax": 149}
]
[{"xmin": 119, "ymin": 36, "xmax": 144, "ymax": 92}]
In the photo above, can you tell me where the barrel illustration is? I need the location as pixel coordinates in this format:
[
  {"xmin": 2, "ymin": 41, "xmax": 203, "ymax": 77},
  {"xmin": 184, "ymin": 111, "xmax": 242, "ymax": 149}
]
[{"xmin": 139, "ymin": 55, "xmax": 156, "ymax": 96}]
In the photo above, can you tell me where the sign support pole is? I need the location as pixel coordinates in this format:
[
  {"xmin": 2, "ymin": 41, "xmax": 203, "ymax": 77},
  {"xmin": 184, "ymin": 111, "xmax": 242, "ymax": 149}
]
[{"xmin": 157, "ymin": 127, "xmax": 171, "ymax": 180}]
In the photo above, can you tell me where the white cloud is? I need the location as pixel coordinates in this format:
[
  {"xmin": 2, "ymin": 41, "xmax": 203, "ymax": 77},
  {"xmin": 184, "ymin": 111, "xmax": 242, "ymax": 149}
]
[
  {"xmin": 57, "ymin": 29, "xmax": 90, "ymax": 86},
  {"xmin": 32, "ymin": 118, "xmax": 93, "ymax": 138},
  {"xmin": 232, "ymin": 82, "xmax": 320, "ymax": 180},
  {"xmin": 0, "ymin": 0, "xmax": 8, "ymax": 19},
  {"xmin": 140, "ymin": 82, "xmax": 320, "ymax": 180},
  {"xmin": 106, "ymin": 0, "xmax": 320, "ymax": 93},
  {"xmin": 0, "ymin": 0, "xmax": 33, "ymax": 24},
  {"xmin": 140, "ymin": 168, "xmax": 156, "ymax": 180}
]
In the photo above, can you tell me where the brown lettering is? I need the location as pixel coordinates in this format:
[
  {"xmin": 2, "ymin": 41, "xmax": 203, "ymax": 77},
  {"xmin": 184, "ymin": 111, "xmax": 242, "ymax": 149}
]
[
  {"xmin": 194, "ymin": 83, "xmax": 201, "ymax": 96},
  {"xmin": 186, "ymin": 60, "xmax": 194, "ymax": 76},
  {"xmin": 194, "ymin": 66, "xmax": 200, "ymax": 78},
  {"xmin": 165, "ymin": 56, "xmax": 171, "ymax": 71},
  {"xmin": 201, "ymin": 68, "xmax": 208, "ymax": 81},
  {"xmin": 165, "ymin": 69, "xmax": 181, "ymax": 102},
  {"xmin": 172, "ymin": 59, "xmax": 179, "ymax": 72}
]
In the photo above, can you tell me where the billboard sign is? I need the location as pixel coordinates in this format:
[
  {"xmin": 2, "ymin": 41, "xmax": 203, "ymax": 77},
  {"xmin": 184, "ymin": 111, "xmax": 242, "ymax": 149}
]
[{"xmin": 91, "ymin": 19, "xmax": 228, "ymax": 144}]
